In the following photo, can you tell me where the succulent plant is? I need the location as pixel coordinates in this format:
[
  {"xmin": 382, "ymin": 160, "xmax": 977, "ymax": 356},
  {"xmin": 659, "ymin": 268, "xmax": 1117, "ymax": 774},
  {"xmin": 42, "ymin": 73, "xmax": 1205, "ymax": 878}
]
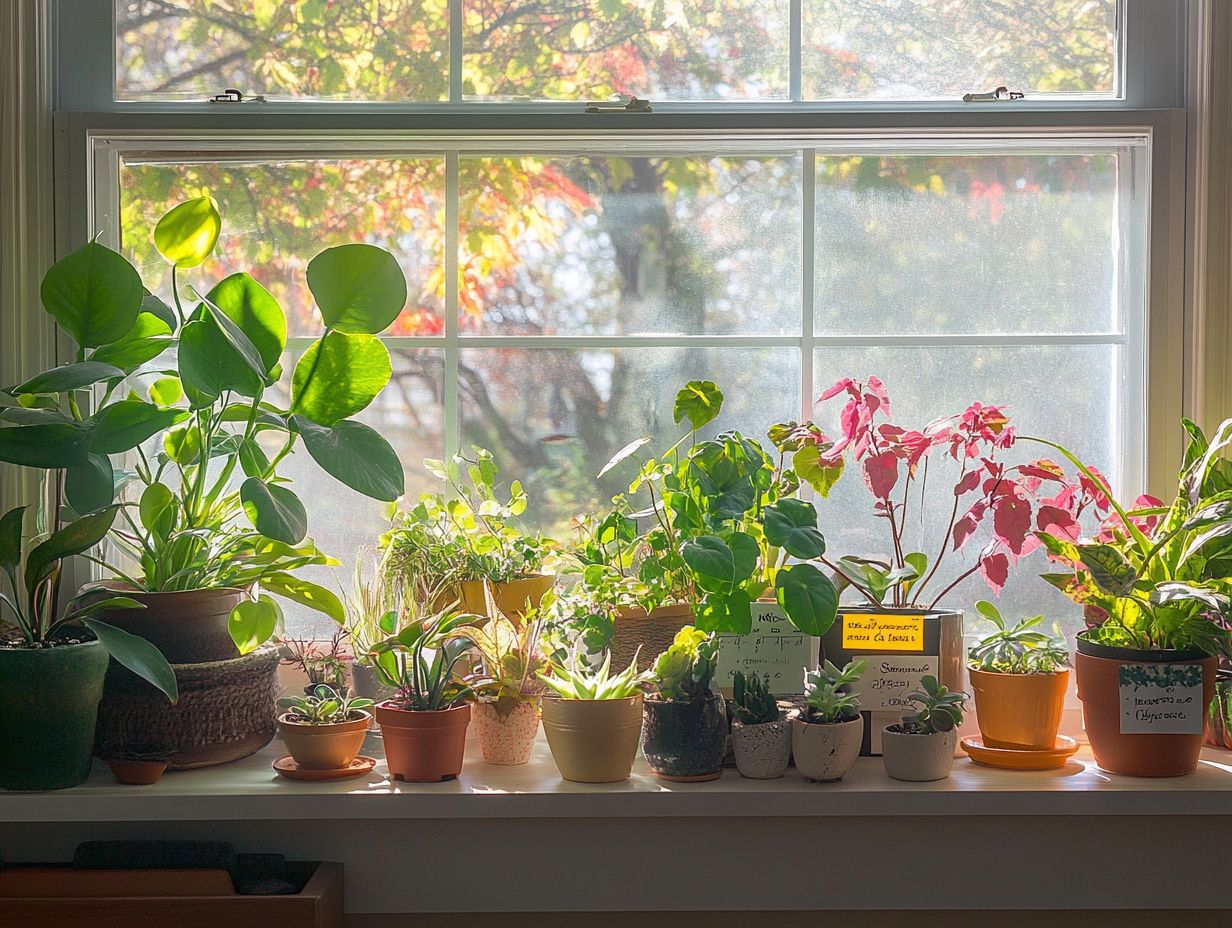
[{"xmin": 731, "ymin": 671, "xmax": 780, "ymax": 725}]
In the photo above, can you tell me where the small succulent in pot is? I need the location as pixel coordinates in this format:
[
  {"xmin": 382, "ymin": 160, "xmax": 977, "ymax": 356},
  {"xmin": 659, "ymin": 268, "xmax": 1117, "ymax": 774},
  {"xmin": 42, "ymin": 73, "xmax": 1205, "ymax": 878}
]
[
  {"xmin": 642, "ymin": 626, "xmax": 727, "ymax": 782},
  {"xmin": 730, "ymin": 670, "xmax": 790, "ymax": 780},
  {"xmin": 792, "ymin": 658, "xmax": 867, "ymax": 782},
  {"xmin": 278, "ymin": 684, "xmax": 374, "ymax": 725},
  {"xmin": 277, "ymin": 684, "xmax": 374, "ymax": 771},
  {"xmin": 883, "ymin": 675, "xmax": 968, "ymax": 782}
]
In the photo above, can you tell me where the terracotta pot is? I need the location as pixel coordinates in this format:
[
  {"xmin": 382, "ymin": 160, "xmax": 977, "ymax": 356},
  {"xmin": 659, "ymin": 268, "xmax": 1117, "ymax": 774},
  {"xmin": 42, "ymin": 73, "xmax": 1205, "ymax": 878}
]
[
  {"xmin": 108, "ymin": 759, "xmax": 168, "ymax": 785},
  {"xmin": 279, "ymin": 713, "xmax": 371, "ymax": 770},
  {"xmin": 609, "ymin": 604, "xmax": 694, "ymax": 672},
  {"xmin": 374, "ymin": 701, "xmax": 471, "ymax": 782},
  {"xmin": 541, "ymin": 695, "xmax": 643, "ymax": 783},
  {"xmin": 731, "ymin": 718, "xmax": 791, "ymax": 779},
  {"xmin": 1204, "ymin": 669, "xmax": 1232, "ymax": 750},
  {"xmin": 79, "ymin": 584, "xmax": 243, "ymax": 664},
  {"xmin": 0, "ymin": 638, "xmax": 110, "ymax": 791},
  {"xmin": 792, "ymin": 715, "xmax": 865, "ymax": 782},
  {"xmin": 1075, "ymin": 635, "xmax": 1216, "ymax": 777},
  {"xmin": 882, "ymin": 726, "xmax": 958, "ymax": 781},
  {"xmin": 969, "ymin": 667, "xmax": 1069, "ymax": 749},
  {"xmin": 474, "ymin": 698, "xmax": 541, "ymax": 765},
  {"xmin": 642, "ymin": 691, "xmax": 728, "ymax": 781},
  {"xmin": 460, "ymin": 574, "xmax": 554, "ymax": 622}
]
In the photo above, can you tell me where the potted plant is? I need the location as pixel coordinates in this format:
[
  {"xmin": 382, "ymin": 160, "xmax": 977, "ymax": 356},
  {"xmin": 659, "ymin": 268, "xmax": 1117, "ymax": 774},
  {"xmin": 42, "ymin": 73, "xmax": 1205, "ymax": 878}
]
[
  {"xmin": 281, "ymin": 629, "xmax": 348, "ymax": 694},
  {"xmin": 967, "ymin": 600, "xmax": 1070, "ymax": 750},
  {"xmin": 538, "ymin": 650, "xmax": 651, "ymax": 783},
  {"xmin": 367, "ymin": 608, "xmax": 483, "ymax": 782},
  {"xmin": 641, "ymin": 625, "xmax": 727, "ymax": 781},
  {"xmin": 792, "ymin": 658, "xmax": 867, "ymax": 782},
  {"xmin": 101, "ymin": 739, "xmax": 175, "ymax": 785},
  {"xmin": 0, "ymin": 505, "xmax": 177, "ymax": 790},
  {"xmin": 882, "ymin": 675, "xmax": 968, "ymax": 782},
  {"xmin": 457, "ymin": 596, "xmax": 550, "ymax": 766},
  {"xmin": 1031, "ymin": 419, "xmax": 1232, "ymax": 776},
  {"xmin": 729, "ymin": 670, "xmax": 791, "ymax": 779},
  {"xmin": 276, "ymin": 684, "xmax": 374, "ymax": 771},
  {"xmin": 341, "ymin": 556, "xmax": 399, "ymax": 710}
]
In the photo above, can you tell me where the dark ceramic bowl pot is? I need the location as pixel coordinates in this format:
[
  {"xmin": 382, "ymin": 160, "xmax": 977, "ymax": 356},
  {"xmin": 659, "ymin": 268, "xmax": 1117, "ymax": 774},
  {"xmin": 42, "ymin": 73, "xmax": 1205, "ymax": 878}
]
[{"xmin": 642, "ymin": 690, "xmax": 727, "ymax": 781}]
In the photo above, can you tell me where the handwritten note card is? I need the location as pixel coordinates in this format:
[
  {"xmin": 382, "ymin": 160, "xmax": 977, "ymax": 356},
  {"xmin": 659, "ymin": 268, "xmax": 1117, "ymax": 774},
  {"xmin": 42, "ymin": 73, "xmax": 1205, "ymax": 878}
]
[
  {"xmin": 1118, "ymin": 663, "xmax": 1205, "ymax": 735},
  {"xmin": 715, "ymin": 602, "xmax": 818, "ymax": 695},
  {"xmin": 848, "ymin": 655, "xmax": 938, "ymax": 713},
  {"xmin": 840, "ymin": 613, "xmax": 926, "ymax": 652}
]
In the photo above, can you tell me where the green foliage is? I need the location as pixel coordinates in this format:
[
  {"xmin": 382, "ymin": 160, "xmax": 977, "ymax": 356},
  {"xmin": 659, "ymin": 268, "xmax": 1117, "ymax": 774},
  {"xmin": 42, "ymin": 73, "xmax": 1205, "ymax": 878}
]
[
  {"xmin": 39, "ymin": 241, "xmax": 143, "ymax": 348},
  {"xmin": 154, "ymin": 195, "xmax": 221, "ymax": 268},
  {"xmin": 278, "ymin": 684, "xmax": 374, "ymax": 725},
  {"xmin": 803, "ymin": 658, "xmax": 866, "ymax": 724},
  {"xmin": 537, "ymin": 649, "xmax": 652, "ymax": 700},
  {"xmin": 731, "ymin": 670, "xmax": 780, "ymax": 725},
  {"xmin": 370, "ymin": 608, "xmax": 485, "ymax": 711},
  {"xmin": 967, "ymin": 600, "xmax": 1070, "ymax": 674},
  {"xmin": 900, "ymin": 675, "xmax": 967, "ymax": 734},
  {"xmin": 456, "ymin": 600, "xmax": 550, "ymax": 718},
  {"xmin": 651, "ymin": 625, "xmax": 718, "ymax": 701}
]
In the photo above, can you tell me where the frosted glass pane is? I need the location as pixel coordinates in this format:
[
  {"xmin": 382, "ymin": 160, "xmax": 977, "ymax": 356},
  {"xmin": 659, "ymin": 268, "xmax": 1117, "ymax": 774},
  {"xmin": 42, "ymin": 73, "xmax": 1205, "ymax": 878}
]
[
  {"xmin": 459, "ymin": 347, "xmax": 799, "ymax": 533},
  {"xmin": 803, "ymin": 0, "xmax": 1119, "ymax": 100},
  {"xmin": 460, "ymin": 154, "xmax": 801, "ymax": 335}
]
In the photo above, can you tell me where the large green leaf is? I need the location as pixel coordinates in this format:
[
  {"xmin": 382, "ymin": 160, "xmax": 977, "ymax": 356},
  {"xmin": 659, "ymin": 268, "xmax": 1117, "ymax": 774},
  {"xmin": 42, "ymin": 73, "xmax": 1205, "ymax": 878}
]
[
  {"xmin": 682, "ymin": 535, "xmax": 736, "ymax": 584},
  {"xmin": 81, "ymin": 617, "xmax": 178, "ymax": 702},
  {"xmin": 793, "ymin": 444, "xmax": 844, "ymax": 498},
  {"xmin": 154, "ymin": 196, "xmax": 221, "ymax": 268},
  {"xmin": 260, "ymin": 571, "xmax": 345, "ymax": 623},
  {"xmin": 89, "ymin": 312, "xmax": 174, "ymax": 372},
  {"xmin": 24, "ymin": 507, "xmax": 118, "ymax": 600},
  {"xmin": 0, "ymin": 420, "xmax": 93, "ymax": 468},
  {"xmin": 89, "ymin": 400, "xmax": 186, "ymax": 454},
  {"xmin": 693, "ymin": 589, "xmax": 752, "ymax": 635},
  {"xmin": 228, "ymin": 595, "xmax": 281, "ymax": 655},
  {"xmin": 240, "ymin": 477, "xmax": 308, "ymax": 544},
  {"xmin": 1078, "ymin": 544, "xmax": 1137, "ymax": 597},
  {"xmin": 306, "ymin": 243, "xmax": 406, "ymax": 335},
  {"xmin": 673, "ymin": 380, "xmax": 724, "ymax": 431},
  {"xmin": 65, "ymin": 452, "xmax": 115, "ymax": 514},
  {"xmin": 290, "ymin": 331, "xmax": 391, "ymax": 425},
  {"xmin": 204, "ymin": 273, "xmax": 287, "ymax": 372},
  {"xmin": 774, "ymin": 563, "xmax": 839, "ymax": 637},
  {"xmin": 12, "ymin": 362, "xmax": 125, "ymax": 396},
  {"xmin": 0, "ymin": 506, "xmax": 26, "ymax": 574},
  {"xmin": 40, "ymin": 242, "xmax": 143, "ymax": 348},
  {"xmin": 763, "ymin": 498, "xmax": 825, "ymax": 559},
  {"xmin": 178, "ymin": 317, "xmax": 256, "ymax": 399},
  {"xmin": 294, "ymin": 416, "xmax": 405, "ymax": 501},
  {"xmin": 139, "ymin": 482, "xmax": 176, "ymax": 539}
]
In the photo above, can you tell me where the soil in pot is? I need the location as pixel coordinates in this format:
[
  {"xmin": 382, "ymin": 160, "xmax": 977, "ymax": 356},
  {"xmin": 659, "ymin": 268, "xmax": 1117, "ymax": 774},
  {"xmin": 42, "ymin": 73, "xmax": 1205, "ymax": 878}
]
[
  {"xmin": 0, "ymin": 636, "xmax": 110, "ymax": 791},
  {"xmin": 731, "ymin": 718, "xmax": 791, "ymax": 779},
  {"xmin": 108, "ymin": 759, "xmax": 168, "ymax": 785},
  {"xmin": 474, "ymin": 699, "xmax": 540, "ymax": 765},
  {"xmin": 1075, "ymin": 636, "xmax": 1216, "ymax": 777},
  {"xmin": 791, "ymin": 715, "xmax": 865, "ymax": 782},
  {"xmin": 79, "ymin": 584, "xmax": 243, "ymax": 664},
  {"xmin": 541, "ymin": 695, "xmax": 643, "ymax": 783},
  {"xmin": 881, "ymin": 725, "xmax": 958, "ymax": 782},
  {"xmin": 969, "ymin": 667, "xmax": 1069, "ymax": 750},
  {"xmin": 642, "ymin": 691, "xmax": 727, "ymax": 782},
  {"xmin": 279, "ymin": 713, "xmax": 371, "ymax": 770},
  {"xmin": 374, "ymin": 702, "xmax": 471, "ymax": 782}
]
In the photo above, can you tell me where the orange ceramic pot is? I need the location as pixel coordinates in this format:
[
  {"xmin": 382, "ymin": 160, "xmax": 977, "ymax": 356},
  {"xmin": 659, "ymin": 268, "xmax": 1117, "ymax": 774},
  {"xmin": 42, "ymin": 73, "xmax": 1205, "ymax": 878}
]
[
  {"xmin": 108, "ymin": 759, "xmax": 168, "ymax": 785},
  {"xmin": 278, "ymin": 713, "xmax": 371, "ymax": 770},
  {"xmin": 1075, "ymin": 636, "xmax": 1216, "ymax": 777},
  {"xmin": 374, "ymin": 702, "xmax": 471, "ymax": 782},
  {"xmin": 969, "ymin": 667, "xmax": 1069, "ymax": 749}
]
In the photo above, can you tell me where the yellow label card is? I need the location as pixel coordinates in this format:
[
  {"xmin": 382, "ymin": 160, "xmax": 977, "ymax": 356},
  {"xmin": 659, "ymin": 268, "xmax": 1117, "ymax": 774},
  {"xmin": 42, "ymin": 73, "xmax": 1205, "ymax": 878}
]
[{"xmin": 840, "ymin": 613, "xmax": 926, "ymax": 651}]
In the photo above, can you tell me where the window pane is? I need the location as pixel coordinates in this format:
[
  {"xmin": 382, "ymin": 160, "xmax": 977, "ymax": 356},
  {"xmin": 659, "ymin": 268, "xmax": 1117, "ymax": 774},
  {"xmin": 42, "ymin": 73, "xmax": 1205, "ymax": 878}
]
[
  {"xmin": 803, "ymin": 0, "xmax": 1119, "ymax": 100},
  {"xmin": 462, "ymin": 1, "xmax": 789, "ymax": 100},
  {"xmin": 120, "ymin": 157, "xmax": 446, "ymax": 336},
  {"xmin": 461, "ymin": 153, "xmax": 800, "ymax": 335},
  {"xmin": 115, "ymin": 0, "xmax": 450, "ymax": 102},
  {"xmin": 813, "ymin": 344, "xmax": 1129, "ymax": 641},
  {"xmin": 459, "ymin": 347, "xmax": 799, "ymax": 533},
  {"xmin": 815, "ymin": 147, "xmax": 1142, "ymax": 335}
]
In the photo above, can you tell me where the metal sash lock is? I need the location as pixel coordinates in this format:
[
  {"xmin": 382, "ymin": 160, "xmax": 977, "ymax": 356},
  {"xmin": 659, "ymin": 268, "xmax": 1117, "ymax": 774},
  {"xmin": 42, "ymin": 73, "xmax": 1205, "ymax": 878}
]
[{"xmin": 962, "ymin": 86, "xmax": 1025, "ymax": 103}]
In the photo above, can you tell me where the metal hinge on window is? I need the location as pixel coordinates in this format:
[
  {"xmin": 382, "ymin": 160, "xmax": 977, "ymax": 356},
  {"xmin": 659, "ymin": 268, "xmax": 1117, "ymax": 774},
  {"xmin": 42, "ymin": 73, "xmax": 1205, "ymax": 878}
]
[
  {"xmin": 208, "ymin": 88, "xmax": 267, "ymax": 104},
  {"xmin": 585, "ymin": 95, "xmax": 653, "ymax": 114},
  {"xmin": 962, "ymin": 86, "xmax": 1025, "ymax": 103}
]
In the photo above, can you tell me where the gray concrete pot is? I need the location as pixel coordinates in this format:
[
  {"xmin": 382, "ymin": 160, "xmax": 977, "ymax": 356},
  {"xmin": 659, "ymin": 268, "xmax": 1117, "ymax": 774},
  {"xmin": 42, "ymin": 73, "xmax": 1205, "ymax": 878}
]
[
  {"xmin": 791, "ymin": 715, "xmax": 864, "ymax": 782},
  {"xmin": 731, "ymin": 718, "xmax": 791, "ymax": 779},
  {"xmin": 881, "ymin": 726, "xmax": 958, "ymax": 781}
]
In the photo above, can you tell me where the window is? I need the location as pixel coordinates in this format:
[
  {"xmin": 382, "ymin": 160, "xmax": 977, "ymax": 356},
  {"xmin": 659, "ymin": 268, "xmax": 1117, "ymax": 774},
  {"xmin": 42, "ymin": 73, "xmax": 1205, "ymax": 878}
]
[{"xmin": 60, "ymin": 1, "xmax": 1185, "ymax": 643}]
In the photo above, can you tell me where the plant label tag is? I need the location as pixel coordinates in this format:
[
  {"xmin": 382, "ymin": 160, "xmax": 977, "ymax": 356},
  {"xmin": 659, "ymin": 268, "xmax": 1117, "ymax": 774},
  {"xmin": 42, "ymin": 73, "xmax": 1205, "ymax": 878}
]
[
  {"xmin": 715, "ymin": 602, "xmax": 818, "ymax": 696},
  {"xmin": 1118, "ymin": 664, "xmax": 1205, "ymax": 735},
  {"xmin": 840, "ymin": 613, "xmax": 926, "ymax": 652},
  {"xmin": 848, "ymin": 655, "xmax": 939, "ymax": 713}
]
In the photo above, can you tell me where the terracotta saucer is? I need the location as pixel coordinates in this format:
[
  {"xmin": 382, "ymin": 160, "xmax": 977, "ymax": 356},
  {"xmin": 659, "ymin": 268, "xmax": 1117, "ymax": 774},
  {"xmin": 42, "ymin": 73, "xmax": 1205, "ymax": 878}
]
[
  {"xmin": 273, "ymin": 755, "xmax": 377, "ymax": 781},
  {"xmin": 960, "ymin": 735, "xmax": 1081, "ymax": 771}
]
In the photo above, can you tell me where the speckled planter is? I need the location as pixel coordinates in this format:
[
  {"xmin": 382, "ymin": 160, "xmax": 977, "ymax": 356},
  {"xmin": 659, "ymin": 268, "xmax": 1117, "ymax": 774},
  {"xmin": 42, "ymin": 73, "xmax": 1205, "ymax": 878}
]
[
  {"xmin": 881, "ymin": 726, "xmax": 958, "ymax": 781},
  {"xmin": 791, "ymin": 715, "xmax": 864, "ymax": 782},
  {"xmin": 731, "ymin": 718, "xmax": 791, "ymax": 779},
  {"xmin": 474, "ymin": 698, "xmax": 540, "ymax": 766},
  {"xmin": 642, "ymin": 691, "xmax": 727, "ymax": 782}
]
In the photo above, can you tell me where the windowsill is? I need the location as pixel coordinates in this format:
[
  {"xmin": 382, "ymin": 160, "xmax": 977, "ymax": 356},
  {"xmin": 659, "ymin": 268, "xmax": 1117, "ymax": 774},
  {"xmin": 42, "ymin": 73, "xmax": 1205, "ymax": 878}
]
[{"xmin": 5, "ymin": 732, "xmax": 1232, "ymax": 824}]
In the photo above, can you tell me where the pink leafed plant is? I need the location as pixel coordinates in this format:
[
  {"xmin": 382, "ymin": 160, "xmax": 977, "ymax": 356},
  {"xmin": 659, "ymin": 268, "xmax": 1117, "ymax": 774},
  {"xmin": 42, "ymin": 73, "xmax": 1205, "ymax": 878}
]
[{"xmin": 810, "ymin": 376, "xmax": 1093, "ymax": 610}]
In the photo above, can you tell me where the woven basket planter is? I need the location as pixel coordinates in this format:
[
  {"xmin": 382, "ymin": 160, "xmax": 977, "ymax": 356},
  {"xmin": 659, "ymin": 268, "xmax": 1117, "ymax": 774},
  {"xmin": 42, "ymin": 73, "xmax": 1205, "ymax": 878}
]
[
  {"xmin": 608, "ymin": 604, "xmax": 694, "ymax": 672},
  {"xmin": 95, "ymin": 646, "xmax": 279, "ymax": 769}
]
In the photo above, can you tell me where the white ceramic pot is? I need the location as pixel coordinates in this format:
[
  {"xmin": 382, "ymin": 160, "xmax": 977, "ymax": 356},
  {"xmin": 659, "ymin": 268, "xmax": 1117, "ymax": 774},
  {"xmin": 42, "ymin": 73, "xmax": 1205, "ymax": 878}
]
[
  {"xmin": 731, "ymin": 718, "xmax": 791, "ymax": 779},
  {"xmin": 881, "ymin": 726, "xmax": 958, "ymax": 781},
  {"xmin": 474, "ymin": 698, "xmax": 540, "ymax": 766},
  {"xmin": 791, "ymin": 715, "xmax": 864, "ymax": 782}
]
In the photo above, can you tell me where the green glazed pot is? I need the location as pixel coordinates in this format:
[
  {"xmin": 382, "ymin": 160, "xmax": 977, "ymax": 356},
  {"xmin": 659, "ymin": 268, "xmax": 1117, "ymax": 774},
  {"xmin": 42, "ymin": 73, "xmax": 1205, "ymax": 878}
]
[{"xmin": 0, "ymin": 639, "xmax": 110, "ymax": 790}]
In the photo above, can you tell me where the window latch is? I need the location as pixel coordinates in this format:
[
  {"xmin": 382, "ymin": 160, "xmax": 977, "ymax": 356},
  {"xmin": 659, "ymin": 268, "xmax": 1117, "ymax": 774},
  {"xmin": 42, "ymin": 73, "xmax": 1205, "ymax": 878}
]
[
  {"xmin": 962, "ymin": 86, "xmax": 1025, "ymax": 103},
  {"xmin": 585, "ymin": 95, "xmax": 653, "ymax": 114},
  {"xmin": 208, "ymin": 88, "xmax": 267, "ymax": 104}
]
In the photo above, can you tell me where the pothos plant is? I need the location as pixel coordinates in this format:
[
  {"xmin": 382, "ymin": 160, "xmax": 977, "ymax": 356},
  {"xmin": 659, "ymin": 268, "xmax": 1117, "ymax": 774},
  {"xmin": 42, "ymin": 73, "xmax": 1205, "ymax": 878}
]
[{"xmin": 0, "ymin": 195, "xmax": 409, "ymax": 653}]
